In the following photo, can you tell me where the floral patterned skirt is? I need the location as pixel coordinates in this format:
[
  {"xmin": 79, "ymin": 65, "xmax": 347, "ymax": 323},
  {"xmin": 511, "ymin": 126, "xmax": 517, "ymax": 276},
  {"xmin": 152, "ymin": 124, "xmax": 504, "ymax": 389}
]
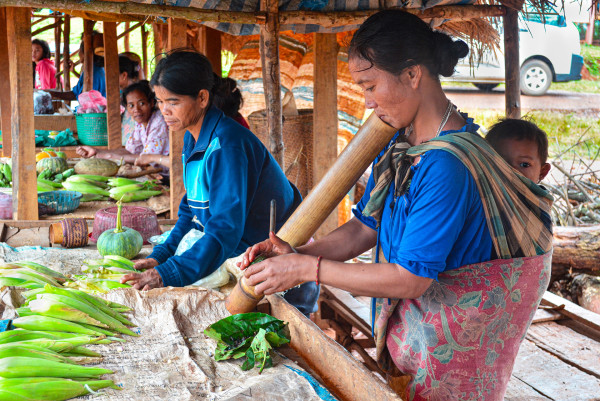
[{"xmin": 374, "ymin": 252, "xmax": 552, "ymax": 401}]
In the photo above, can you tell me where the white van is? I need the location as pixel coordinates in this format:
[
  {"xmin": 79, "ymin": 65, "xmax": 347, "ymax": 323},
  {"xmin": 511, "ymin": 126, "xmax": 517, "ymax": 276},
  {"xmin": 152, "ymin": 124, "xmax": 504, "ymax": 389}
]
[{"xmin": 447, "ymin": 3, "xmax": 584, "ymax": 96}]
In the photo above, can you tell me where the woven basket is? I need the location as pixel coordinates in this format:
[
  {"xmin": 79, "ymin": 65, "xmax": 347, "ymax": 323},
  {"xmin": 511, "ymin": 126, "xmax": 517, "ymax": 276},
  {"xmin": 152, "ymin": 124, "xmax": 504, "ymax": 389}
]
[
  {"xmin": 76, "ymin": 113, "xmax": 108, "ymax": 146},
  {"xmin": 38, "ymin": 191, "xmax": 82, "ymax": 215},
  {"xmin": 91, "ymin": 206, "xmax": 161, "ymax": 245},
  {"xmin": 248, "ymin": 109, "xmax": 313, "ymax": 197}
]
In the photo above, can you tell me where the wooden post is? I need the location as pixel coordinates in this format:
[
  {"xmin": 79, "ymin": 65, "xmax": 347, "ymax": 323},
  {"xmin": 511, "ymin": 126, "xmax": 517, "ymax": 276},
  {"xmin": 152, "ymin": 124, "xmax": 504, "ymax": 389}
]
[
  {"xmin": 585, "ymin": 5, "xmax": 596, "ymax": 45},
  {"xmin": 313, "ymin": 33, "xmax": 339, "ymax": 237},
  {"xmin": 198, "ymin": 26, "xmax": 222, "ymax": 75},
  {"xmin": 7, "ymin": 7, "xmax": 38, "ymax": 220},
  {"xmin": 53, "ymin": 12, "xmax": 62, "ymax": 90},
  {"xmin": 152, "ymin": 23, "xmax": 163, "ymax": 61},
  {"xmin": 124, "ymin": 22, "xmax": 130, "ymax": 52},
  {"xmin": 82, "ymin": 19, "xmax": 94, "ymax": 93},
  {"xmin": 503, "ymin": 8, "xmax": 520, "ymax": 119},
  {"xmin": 260, "ymin": 0, "xmax": 284, "ymax": 168},
  {"xmin": 103, "ymin": 22, "xmax": 121, "ymax": 150},
  {"xmin": 167, "ymin": 19, "xmax": 187, "ymax": 218},
  {"xmin": 141, "ymin": 23, "xmax": 148, "ymax": 79},
  {"xmin": 62, "ymin": 14, "xmax": 70, "ymax": 90},
  {"xmin": 0, "ymin": 8, "xmax": 12, "ymax": 157}
]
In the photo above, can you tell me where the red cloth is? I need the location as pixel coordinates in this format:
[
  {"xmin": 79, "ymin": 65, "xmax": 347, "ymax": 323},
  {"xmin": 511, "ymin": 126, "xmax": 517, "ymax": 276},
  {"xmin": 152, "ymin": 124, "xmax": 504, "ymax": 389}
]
[
  {"xmin": 233, "ymin": 113, "xmax": 250, "ymax": 129},
  {"xmin": 35, "ymin": 58, "xmax": 57, "ymax": 90}
]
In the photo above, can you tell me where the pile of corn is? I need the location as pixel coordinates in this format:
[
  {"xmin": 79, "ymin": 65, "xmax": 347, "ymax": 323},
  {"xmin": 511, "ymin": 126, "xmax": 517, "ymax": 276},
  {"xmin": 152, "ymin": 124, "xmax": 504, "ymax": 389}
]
[
  {"xmin": 62, "ymin": 175, "xmax": 162, "ymax": 203},
  {"xmin": 0, "ymin": 261, "xmax": 138, "ymax": 400},
  {"xmin": 67, "ymin": 255, "xmax": 137, "ymax": 294}
]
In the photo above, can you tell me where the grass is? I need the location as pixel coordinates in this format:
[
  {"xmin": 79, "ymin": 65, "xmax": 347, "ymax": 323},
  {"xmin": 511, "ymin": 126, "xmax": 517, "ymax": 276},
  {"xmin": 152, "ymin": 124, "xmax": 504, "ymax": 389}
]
[{"xmin": 464, "ymin": 109, "xmax": 600, "ymax": 158}]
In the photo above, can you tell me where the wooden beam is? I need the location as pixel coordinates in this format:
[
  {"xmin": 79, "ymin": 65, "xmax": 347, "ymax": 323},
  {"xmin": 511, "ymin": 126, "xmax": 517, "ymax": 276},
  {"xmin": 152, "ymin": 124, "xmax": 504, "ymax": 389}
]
[
  {"xmin": 167, "ymin": 18, "xmax": 187, "ymax": 218},
  {"xmin": 0, "ymin": 8, "xmax": 12, "ymax": 157},
  {"xmin": 541, "ymin": 291, "xmax": 600, "ymax": 333},
  {"xmin": 53, "ymin": 12, "xmax": 62, "ymax": 90},
  {"xmin": 198, "ymin": 26, "xmax": 222, "ymax": 75},
  {"xmin": 103, "ymin": 22, "xmax": 121, "ymax": 150},
  {"xmin": 141, "ymin": 24, "xmax": 148, "ymax": 79},
  {"xmin": 313, "ymin": 33, "xmax": 339, "ymax": 237},
  {"xmin": 503, "ymin": 8, "xmax": 521, "ymax": 118},
  {"xmin": 7, "ymin": 7, "xmax": 38, "ymax": 220},
  {"xmin": 260, "ymin": 0, "xmax": 284, "ymax": 168},
  {"xmin": 117, "ymin": 21, "xmax": 142, "ymax": 41},
  {"xmin": 82, "ymin": 19, "xmax": 94, "ymax": 93},
  {"xmin": 62, "ymin": 14, "xmax": 71, "ymax": 90},
  {"xmin": 123, "ymin": 21, "xmax": 130, "ymax": 51}
]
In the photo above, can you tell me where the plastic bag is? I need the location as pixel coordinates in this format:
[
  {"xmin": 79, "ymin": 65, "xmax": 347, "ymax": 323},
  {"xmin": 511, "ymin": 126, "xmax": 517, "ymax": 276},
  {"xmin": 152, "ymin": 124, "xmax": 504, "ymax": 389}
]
[
  {"xmin": 33, "ymin": 90, "xmax": 53, "ymax": 114},
  {"xmin": 77, "ymin": 90, "xmax": 107, "ymax": 114}
]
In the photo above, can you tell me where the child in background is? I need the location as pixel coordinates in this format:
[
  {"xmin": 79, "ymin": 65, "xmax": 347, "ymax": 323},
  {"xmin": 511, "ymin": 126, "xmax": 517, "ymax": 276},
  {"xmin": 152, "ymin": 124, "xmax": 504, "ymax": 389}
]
[
  {"xmin": 486, "ymin": 118, "xmax": 551, "ymax": 184},
  {"xmin": 32, "ymin": 39, "xmax": 57, "ymax": 90}
]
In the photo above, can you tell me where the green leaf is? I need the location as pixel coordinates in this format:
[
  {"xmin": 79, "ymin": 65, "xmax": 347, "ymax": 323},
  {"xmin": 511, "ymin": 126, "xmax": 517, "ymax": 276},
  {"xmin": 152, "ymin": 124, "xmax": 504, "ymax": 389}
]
[
  {"xmin": 241, "ymin": 348, "xmax": 255, "ymax": 371},
  {"xmin": 457, "ymin": 291, "xmax": 482, "ymax": 310}
]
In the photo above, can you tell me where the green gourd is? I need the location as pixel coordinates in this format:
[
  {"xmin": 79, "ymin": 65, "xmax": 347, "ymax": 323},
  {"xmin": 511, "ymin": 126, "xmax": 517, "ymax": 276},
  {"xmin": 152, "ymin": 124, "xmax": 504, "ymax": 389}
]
[
  {"xmin": 96, "ymin": 200, "xmax": 143, "ymax": 260},
  {"xmin": 36, "ymin": 157, "xmax": 68, "ymax": 175}
]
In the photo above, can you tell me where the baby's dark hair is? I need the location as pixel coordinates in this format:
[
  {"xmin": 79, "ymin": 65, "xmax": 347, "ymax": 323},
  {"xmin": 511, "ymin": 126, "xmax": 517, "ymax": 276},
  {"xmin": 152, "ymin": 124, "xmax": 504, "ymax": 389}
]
[
  {"xmin": 486, "ymin": 118, "xmax": 549, "ymax": 164},
  {"xmin": 121, "ymin": 80, "xmax": 155, "ymax": 109}
]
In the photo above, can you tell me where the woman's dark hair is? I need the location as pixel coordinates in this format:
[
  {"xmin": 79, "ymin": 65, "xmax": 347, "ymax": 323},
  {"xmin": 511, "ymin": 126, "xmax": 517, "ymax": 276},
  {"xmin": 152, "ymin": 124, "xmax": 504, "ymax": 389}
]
[
  {"xmin": 349, "ymin": 10, "xmax": 469, "ymax": 78},
  {"xmin": 121, "ymin": 80, "xmax": 156, "ymax": 109},
  {"xmin": 150, "ymin": 50, "xmax": 215, "ymax": 101},
  {"xmin": 212, "ymin": 76, "xmax": 244, "ymax": 118},
  {"xmin": 119, "ymin": 55, "xmax": 140, "ymax": 81},
  {"xmin": 486, "ymin": 118, "xmax": 549, "ymax": 164},
  {"xmin": 32, "ymin": 39, "xmax": 51, "ymax": 60}
]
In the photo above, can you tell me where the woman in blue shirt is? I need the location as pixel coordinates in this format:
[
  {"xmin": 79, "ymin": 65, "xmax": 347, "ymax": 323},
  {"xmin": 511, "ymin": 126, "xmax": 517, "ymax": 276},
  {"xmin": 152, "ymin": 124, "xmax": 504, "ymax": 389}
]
[{"xmin": 121, "ymin": 51, "xmax": 318, "ymax": 315}]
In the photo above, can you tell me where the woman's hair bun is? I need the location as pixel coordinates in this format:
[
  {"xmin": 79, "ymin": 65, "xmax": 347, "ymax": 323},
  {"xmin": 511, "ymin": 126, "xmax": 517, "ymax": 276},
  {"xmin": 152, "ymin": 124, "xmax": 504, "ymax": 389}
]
[{"xmin": 433, "ymin": 31, "xmax": 469, "ymax": 77}]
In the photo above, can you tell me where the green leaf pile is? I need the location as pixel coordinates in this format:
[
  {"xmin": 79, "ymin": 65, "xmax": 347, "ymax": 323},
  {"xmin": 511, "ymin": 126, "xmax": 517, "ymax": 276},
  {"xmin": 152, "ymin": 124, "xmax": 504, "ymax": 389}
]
[{"xmin": 204, "ymin": 312, "xmax": 290, "ymax": 373}]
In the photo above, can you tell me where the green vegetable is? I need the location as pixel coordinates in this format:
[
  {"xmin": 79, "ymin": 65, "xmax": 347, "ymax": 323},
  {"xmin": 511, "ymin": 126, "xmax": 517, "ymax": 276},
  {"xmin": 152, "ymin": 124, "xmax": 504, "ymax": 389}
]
[
  {"xmin": 96, "ymin": 200, "xmax": 143, "ymax": 260},
  {"xmin": 74, "ymin": 158, "xmax": 119, "ymax": 176},
  {"xmin": 62, "ymin": 168, "xmax": 75, "ymax": 178},
  {"xmin": 107, "ymin": 177, "xmax": 140, "ymax": 187},
  {"xmin": 109, "ymin": 190, "xmax": 162, "ymax": 203},
  {"xmin": 62, "ymin": 181, "xmax": 110, "ymax": 197},
  {"xmin": 36, "ymin": 157, "xmax": 68, "ymax": 175},
  {"xmin": 3, "ymin": 163, "xmax": 11, "ymax": 182},
  {"xmin": 204, "ymin": 312, "xmax": 289, "ymax": 373},
  {"xmin": 37, "ymin": 178, "xmax": 63, "ymax": 189}
]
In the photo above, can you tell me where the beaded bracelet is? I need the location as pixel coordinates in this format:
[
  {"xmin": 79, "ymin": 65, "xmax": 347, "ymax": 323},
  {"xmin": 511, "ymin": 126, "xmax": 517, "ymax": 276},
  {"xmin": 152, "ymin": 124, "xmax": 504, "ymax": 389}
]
[{"xmin": 316, "ymin": 256, "xmax": 323, "ymax": 285}]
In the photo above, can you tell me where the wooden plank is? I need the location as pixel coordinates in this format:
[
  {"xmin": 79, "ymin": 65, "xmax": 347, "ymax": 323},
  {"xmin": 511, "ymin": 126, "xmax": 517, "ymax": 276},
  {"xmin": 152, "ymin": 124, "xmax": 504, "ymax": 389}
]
[
  {"xmin": 531, "ymin": 307, "xmax": 563, "ymax": 324},
  {"xmin": 102, "ymin": 21, "xmax": 121, "ymax": 150},
  {"xmin": 268, "ymin": 294, "xmax": 402, "ymax": 401},
  {"xmin": 504, "ymin": 376, "xmax": 552, "ymax": 400},
  {"xmin": 0, "ymin": 219, "xmax": 177, "ymax": 229},
  {"xmin": 503, "ymin": 8, "xmax": 521, "ymax": 118},
  {"xmin": 527, "ymin": 321, "xmax": 600, "ymax": 379},
  {"xmin": 511, "ymin": 339, "xmax": 600, "ymax": 399},
  {"xmin": 7, "ymin": 7, "xmax": 38, "ymax": 220},
  {"xmin": 82, "ymin": 19, "xmax": 94, "ymax": 93},
  {"xmin": 541, "ymin": 291, "xmax": 600, "ymax": 333},
  {"xmin": 322, "ymin": 285, "xmax": 372, "ymax": 339},
  {"xmin": 63, "ymin": 14, "xmax": 71, "ymax": 91},
  {"xmin": 167, "ymin": 18, "xmax": 187, "ymax": 218},
  {"xmin": 259, "ymin": 0, "xmax": 284, "ymax": 168},
  {"xmin": 34, "ymin": 115, "xmax": 76, "ymax": 132},
  {"xmin": 313, "ymin": 32, "xmax": 339, "ymax": 237},
  {"xmin": 0, "ymin": 8, "xmax": 12, "ymax": 157}
]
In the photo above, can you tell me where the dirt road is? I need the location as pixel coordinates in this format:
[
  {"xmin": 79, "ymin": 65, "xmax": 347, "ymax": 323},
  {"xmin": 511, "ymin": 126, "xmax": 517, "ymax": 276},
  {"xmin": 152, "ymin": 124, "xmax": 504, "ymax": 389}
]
[{"xmin": 444, "ymin": 86, "xmax": 600, "ymax": 113}]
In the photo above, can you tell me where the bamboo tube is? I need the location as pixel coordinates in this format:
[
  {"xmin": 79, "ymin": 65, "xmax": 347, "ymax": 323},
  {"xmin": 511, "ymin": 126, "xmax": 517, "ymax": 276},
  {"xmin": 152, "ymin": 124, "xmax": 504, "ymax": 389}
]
[{"xmin": 225, "ymin": 113, "xmax": 398, "ymax": 314}]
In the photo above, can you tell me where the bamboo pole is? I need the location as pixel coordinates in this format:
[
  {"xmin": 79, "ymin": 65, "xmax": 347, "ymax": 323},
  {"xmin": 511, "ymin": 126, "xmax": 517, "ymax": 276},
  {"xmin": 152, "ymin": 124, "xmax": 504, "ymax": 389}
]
[
  {"xmin": 260, "ymin": 0, "xmax": 284, "ymax": 168},
  {"xmin": 82, "ymin": 19, "xmax": 94, "ymax": 93},
  {"xmin": 141, "ymin": 23, "xmax": 148, "ymax": 79},
  {"xmin": 53, "ymin": 12, "xmax": 62, "ymax": 90},
  {"xmin": 503, "ymin": 8, "xmax": 520, "ymax": 118},
  {"xmin": 225, "ymin": 113, "xmax": 398, "ymax": 314},
  {"xmin": 62, "ymin": 14, "xmax": 70, "ymax": 90}
]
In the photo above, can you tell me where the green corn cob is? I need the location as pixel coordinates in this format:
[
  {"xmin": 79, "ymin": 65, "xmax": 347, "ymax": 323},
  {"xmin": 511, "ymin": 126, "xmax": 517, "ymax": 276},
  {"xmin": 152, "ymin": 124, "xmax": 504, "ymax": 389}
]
[
  {"xmin": 103, "ymin": 255, "xmax": 135, "ymax": 268},
  {"xmin": 65, "ymin": 176, "xmax": 109, "ymax": 188},
  {"xmin": 0, "ymin": 378, "xmax": 120, "ymax": 401},
  {"xmin": 0, "ymin": 357, "xmax": 113, "ymax": 378},
  {"xmin": 37, "ymin": 181, "xmax": 56, "ymax": 192},
  {"xmin": 80, "ymin": 193, "xmax": 109, "ymax": 202},
  {"xmin": 29, "ymin": 298, "xmax": 109, "ymax": 328},
  {"xmin": 110, "ymin": 190, "xmax": 163, "ymax": 202},
  {"xmin": 0, "ymin": 277, "xmax": 28, "ymax": 287},
  {"xmin": 108, "ymin": 183, "xmax": 146, "ymax": 196},
  {"xmin": 0, "ymin": 344, "xmax": 76, "ymax": 364},
  {"xmin": 107, "ymin": 177, "xmax": 140, "ymax": 187},
  {"xmin": 61, "ymin": 181, "xmax": 110, "ymax": 197},
  {"xmin": 78, "ymin": 323, "xmax": 118, "ymax": 337},
  {"xmin": 69, "ymin": 174, "xmax": 109, "ymax": 182},
  {"xmin": 12, "ymin": 316, "xmax": 107, "ymax": 337},
  {"xmin": 15, "ymin": 306, "xmax": 35, "ymax": 316},
  {"xmin": 12, "ymin": 261, "xmax": 67, "ymax": 281},
  {"xmin": 0, "ymin": 329, "xmax": 59, "ymax": 345},
  {"xmin": 36, "ymin": 293, "xmax": 135, "ymax": 335},
  {"xmin": 86, "ymin": 279, "xmax": 132, "ymax": 293},
  {"xmin": 2, "ymin": 163, "xmax": 11, "ymax": 182},
  {"xmin": 41, "ymin": 286, "xmax": 135, "ymax": 335},
  {"xmin": 0, "ymin": 268, "xmax": 61, "ymax": 287},
  {"xmin": 18, "ymin": 337, "xmax": 102, "ymax": 356}
]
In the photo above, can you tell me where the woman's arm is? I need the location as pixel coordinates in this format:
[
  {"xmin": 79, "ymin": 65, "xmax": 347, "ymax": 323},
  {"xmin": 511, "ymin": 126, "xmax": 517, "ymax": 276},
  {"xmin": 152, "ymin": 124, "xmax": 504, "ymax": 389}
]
[
  {"xmin": 134, "ymin": 154, "xmax": 170, "ymax": 168},
  {"xmin": 78, "ymin": 146, "xmax": 138, "ymax": 164}
]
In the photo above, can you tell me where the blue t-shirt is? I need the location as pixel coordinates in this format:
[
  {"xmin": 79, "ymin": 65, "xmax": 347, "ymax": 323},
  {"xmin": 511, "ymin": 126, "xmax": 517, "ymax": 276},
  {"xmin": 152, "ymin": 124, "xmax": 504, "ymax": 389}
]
[
  {"xmin": 353, "ymin": 119, "xmax": 493, "ymax": 280},
  {"xmin": 72, "ymin": 65, "xmax": 107, "ymax": 98}
]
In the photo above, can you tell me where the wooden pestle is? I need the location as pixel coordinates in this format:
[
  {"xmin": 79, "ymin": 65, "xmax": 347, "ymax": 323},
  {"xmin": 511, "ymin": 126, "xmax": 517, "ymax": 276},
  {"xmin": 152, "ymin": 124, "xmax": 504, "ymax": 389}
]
[{"xmin": 225, "ymin": 113, "xmax": 398, "ymax": 314}]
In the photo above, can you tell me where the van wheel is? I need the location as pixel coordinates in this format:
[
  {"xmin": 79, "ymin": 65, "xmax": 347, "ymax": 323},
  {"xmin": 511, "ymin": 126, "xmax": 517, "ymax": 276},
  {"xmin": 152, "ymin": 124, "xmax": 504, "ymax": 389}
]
[
  {"xmin": 474, "ymin": 83, "xmax": 499, "ymax": 92},
  {"xmin": 520, "ymin": 60, "xmax": 552, "ymax": 96}
]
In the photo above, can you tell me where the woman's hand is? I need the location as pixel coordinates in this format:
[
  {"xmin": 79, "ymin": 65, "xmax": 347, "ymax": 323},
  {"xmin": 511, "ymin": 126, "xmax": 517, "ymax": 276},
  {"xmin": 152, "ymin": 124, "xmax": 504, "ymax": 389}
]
[
  {"xmin": 133, "ymin": 258, "xmax": 158, "ymax": 271},
  {"xmin": 76, "ymin": 146, "xmax": 96, "ymax": 158},
  {"xmin": 237, "ymin": 232, "xmax": 295, "ymax": 270},
  {"xmin": 120, "ymin": 267, "xmax": 163, "ymax": 291},
  {"xmin": 243, "ymin": 253, "xmax": 313, "ymax": 295},
  {"xmin": 134, "ymin": 154, "xmax": 153, "ymax": 167}
]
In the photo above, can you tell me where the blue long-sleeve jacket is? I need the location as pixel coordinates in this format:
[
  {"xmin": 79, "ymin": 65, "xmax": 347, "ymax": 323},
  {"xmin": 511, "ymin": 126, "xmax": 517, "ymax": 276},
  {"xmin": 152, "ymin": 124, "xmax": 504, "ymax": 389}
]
[{"xmin": 149, "ymin": 106, "xmax": 301, "ymax": 288}]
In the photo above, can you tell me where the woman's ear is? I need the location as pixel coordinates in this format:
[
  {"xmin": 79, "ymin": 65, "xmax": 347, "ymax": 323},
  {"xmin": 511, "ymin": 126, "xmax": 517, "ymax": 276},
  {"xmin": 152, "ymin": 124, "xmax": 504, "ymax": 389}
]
[
  {"xmin": 197, "ymin": 89, "xmax": 211, "ymax": 109},
  {"xmin": 405, "ymin": 65, "xmax": 422, "ymax": 89}
]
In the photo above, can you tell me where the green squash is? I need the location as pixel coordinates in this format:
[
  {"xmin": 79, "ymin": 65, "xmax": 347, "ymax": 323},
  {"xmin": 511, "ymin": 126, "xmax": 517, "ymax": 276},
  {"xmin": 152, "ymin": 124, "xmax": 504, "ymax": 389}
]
[
  {"xmin": 36, "ymin": 157, "xmax": 68, "ymax": 175},
  {"xmin": 96, "ymin": 201, "xmax": 143, "ymax": 260}
]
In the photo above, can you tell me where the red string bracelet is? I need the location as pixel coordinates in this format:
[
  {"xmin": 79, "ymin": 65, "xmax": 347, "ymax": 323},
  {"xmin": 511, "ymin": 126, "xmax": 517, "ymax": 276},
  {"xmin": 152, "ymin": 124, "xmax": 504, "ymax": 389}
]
[{"xmin": 316, "ymin": 256, "xmax": 322, "ymax": 285}]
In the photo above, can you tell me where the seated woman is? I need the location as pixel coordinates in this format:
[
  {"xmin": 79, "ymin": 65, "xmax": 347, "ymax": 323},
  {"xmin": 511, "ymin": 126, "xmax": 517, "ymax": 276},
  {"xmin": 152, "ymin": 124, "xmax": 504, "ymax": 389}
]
[
  {"xmin": 76, "ymin": 80, "xmax": 169, "ymax": 168},
  {"xmin": 32, "ymin": 39, "xmax": 57, "ymax": 90},
  {"xmin": 118, "ymin": 55, "xmax": 142, "ymax": 146}
]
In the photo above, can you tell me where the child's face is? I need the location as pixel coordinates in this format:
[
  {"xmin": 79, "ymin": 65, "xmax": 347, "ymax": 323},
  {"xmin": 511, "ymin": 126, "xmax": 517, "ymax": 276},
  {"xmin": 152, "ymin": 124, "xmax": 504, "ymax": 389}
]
[{"xmin": 495, "ymin": 138, "xmax": 550, "ymax": 183}]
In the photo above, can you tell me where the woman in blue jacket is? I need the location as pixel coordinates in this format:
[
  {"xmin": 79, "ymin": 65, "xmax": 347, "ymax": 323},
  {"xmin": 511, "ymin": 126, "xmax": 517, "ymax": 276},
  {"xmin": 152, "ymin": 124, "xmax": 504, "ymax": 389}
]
[{"xmin": 121, "ymin": 51, "xmax": 318, "ymax": 315}]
